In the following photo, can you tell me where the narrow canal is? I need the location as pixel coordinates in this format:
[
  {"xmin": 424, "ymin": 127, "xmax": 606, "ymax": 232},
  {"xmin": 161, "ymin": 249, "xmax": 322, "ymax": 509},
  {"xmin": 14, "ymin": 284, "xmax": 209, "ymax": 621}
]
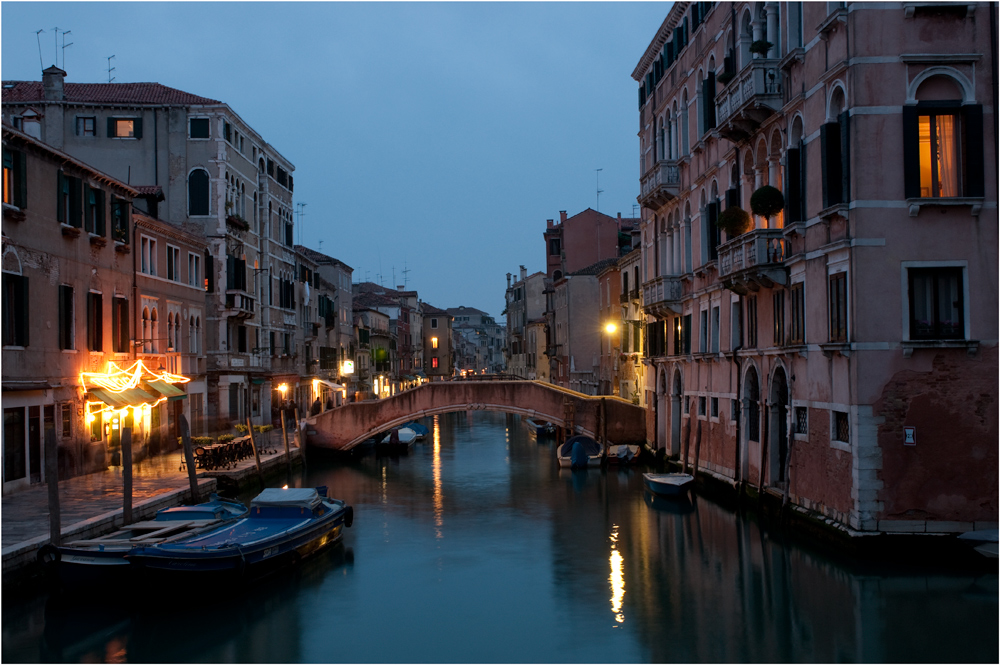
[{"xmin": 3, "ymin": 411, "xmax": 997, "ymax": 663}]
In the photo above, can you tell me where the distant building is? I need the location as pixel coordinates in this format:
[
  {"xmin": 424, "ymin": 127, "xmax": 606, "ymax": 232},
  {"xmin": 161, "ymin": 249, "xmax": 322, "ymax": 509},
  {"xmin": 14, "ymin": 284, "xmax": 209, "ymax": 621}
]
[
  {"xmin": 354, "ymin": 282, "xmax": 423, "ymax": 389},
  {"xmin": 447, "ymin": 306, "xmax": 505, "ymax": 375},
  {"xmin": 596, "ymin": 260, "xmax": 622, "ymax": 396},
  {"xmin": 543, "ymin": 209, "xmax": 637, "ymax": 281},
  {"xmin": 504, "ymin": 266, "xmax": 547, "ymax": 380},
  {"xmin": 295, "ymin": 245, "xmax": 354, "ymax": 399},
  {"xmin": 422, "ymin": 304, "xmax": 453, "ymax": 380}
]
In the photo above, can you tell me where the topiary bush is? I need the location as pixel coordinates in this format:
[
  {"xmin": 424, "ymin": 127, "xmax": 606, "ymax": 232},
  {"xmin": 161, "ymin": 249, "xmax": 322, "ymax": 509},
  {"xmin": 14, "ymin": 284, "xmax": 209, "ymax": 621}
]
[
  {"xmin": 750, "ymin": 185, "xmax": 785, "ymax": 222},
  {"xmin": 749, "ymin": 40, "xmax": 773, "ymax": 56},
  {"xmin": 717, "ymin": 206, "xmax": 753, "ymax": 237}
]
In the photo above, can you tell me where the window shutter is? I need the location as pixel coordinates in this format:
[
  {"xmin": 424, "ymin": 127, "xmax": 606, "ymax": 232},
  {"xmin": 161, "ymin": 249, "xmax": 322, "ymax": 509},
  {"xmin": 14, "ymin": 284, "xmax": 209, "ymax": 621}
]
[
  {"xmin": 20, "ymin": 276, "xmax": 29, "ymax": 347},
  {"xmin": 901, "ymin": 106, "xmax": 920, "ymax": 199},
  {"xmin": 83, "ymin": 184, "xmax": 92, "ymax": 233},
  {"xmin": 96, "ymin": 190, "xmax": 106, "ymax": 237},
  {"xmin": 226, "ymin": 255, "xmax": 235, "ymax": 290},
  {"xmin": 708, "ymin": 202, "xmax": 720, "ymax": 260},
  {"xmin": 134, "ymin": 117, "xmax": 143, "ymax": 140},
  {"xmin": 820, "ymin": 122, "xmax": 842, "ymax": 207},
  {"xmin": 56, "ymin": 171, "xmax": 66, "ymax": 223},
  {"xmin": 725, "ymin": 187, "xmax": 739, "ymax": 209},
  {"xmin": 798, "ymin": 140, "xmax": 807, "ymax": 221},
  {"xmin": 206, "ymin": 254, "xmax": 215, "ymax": 292},
  {"xmin": 16, "ymin": 151, "xmax": 27, "ymax": 209},
  {"xmin": 786, "ymin": 148, "xmax": 801, "ymax": 222},
  {"xmin": 839, "ymin": 111, "xmax": 850, "ymax": 203},
  {"xmin": 962, "ymin": 104, "xmax": 984, "ymax": 197},
  {"xmin": 69, "ymin": 177, "xmax": 82, "ymax": 228},
  {"xmin": 705, "ymin": 71, "xmax": 716, "ymax": 130},
  {"xmin": 107, "ymin": 117, "xmax": 116, "ymax": 138}
]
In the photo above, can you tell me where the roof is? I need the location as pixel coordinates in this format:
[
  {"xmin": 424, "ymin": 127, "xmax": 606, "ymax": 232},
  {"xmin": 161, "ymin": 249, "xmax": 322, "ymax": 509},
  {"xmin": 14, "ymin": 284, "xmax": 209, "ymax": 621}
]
[
  {"xmin": 353, "ymin": 291, "xmax": 400, "ymax": 309},
  {"xmin": 2, "ymin": 80, "xmax": 223, "ymax": 106},
  {"xmin": 295, "ymin": 245, "xmax": 353, "ymax": 272},
  {"xmin": 447, "ymin": 306, "xmax": 488, "ymax": 316},
  {"xmin": 134, "ymin": 185, "xmax": 165, "ymax": 201},
  {"xmin": 354, "ymin": 281, "xmax": 416, "ymax": 297},
  {"xmin": 570, "ymin": 257, "xmax": 620, "ymax": 276},
  {"xmin": 422, "ymin": 303, "xmax": 449, "ymax": 316}
]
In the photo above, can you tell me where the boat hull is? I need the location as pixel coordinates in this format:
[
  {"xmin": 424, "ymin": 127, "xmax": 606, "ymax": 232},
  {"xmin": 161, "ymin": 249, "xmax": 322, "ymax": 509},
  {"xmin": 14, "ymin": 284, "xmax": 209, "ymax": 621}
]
[{"xmin": 643, "ymin": 473, "xmax": 694, "ymax": 497}]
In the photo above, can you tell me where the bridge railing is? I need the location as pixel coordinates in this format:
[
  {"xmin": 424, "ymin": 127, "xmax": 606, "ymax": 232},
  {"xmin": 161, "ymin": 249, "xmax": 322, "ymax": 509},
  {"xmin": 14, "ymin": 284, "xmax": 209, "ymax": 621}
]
[{"xmin": 447, "ymin": 373, "xmax": 528, "ymax": 382}]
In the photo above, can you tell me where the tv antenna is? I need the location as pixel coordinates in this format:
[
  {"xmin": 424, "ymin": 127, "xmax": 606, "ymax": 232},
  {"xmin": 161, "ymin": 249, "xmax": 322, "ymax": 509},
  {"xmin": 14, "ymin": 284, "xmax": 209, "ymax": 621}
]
[
  {"xmin": 51, "ymin": 27, "xmax": 58, "ymax": 66},
  {"xmin": 60, "ymin": 30, "xmax": 72, "ymax": 70},
  {"xmin": 107, "ymin": 55, "xmax": 116, "ymax": 83},
  {"xmin": 595, "ymin": 168, "xmax": 604, "ymax": 212},
  {"xmin": 402, "ymin": 262, "xmax": 410, "ymax": 289},
  {"xmin": 35, "ymin": 30, "xmax": 45, "ymax": 73}
]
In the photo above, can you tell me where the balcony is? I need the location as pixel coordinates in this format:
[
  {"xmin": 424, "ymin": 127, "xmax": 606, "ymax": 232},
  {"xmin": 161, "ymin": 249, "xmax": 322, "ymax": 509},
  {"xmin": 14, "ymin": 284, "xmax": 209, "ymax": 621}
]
[
  {"xmin": 224, "ymin": 291, "xmax": 255, "ymax": 319},
  {"xmin": 715, "ymin": 60, "xmax": 783, "ymax": 143},
  {"xmin": 717, "ymin": 228, "xmax": 789, "ymax": 294},
  {"xmin": 638, "ymin": 159, "xmax": 680, "ymax": 210},
  {"xmin": 642, "ymin": 275, "xmax": 683, "ymax": 317}
]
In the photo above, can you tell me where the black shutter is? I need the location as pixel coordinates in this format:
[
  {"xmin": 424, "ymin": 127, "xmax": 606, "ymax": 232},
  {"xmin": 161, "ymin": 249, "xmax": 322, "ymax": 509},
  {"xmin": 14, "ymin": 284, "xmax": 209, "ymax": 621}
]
[
  {"xmin": 134, "ymin": 117, "xmax": 143, "ymax": 139},
  {"xmin": 798, "ymin": 140, "xmax": 807, "ymax": 221},
  {"xmin": 112, "ymin": 296, "xmax": 119, "ymax": 351},
  {"xmin": 725, "ymin": 187, "xmax": 739, "ymax": 209},
  {"xmin": 839, "ymin": 111, "xmax": 850, "ymax": 203},
  {"xmin": 226, "ymin": 256, "xmax": 235, "ymax": 290},
  {"xmin": 57, "ymin": 171, "xmax": 66, "ymax": 223},
  {"xmin": 786, "ymin": 148, "xmax": 801, "ymax": 222},
  {"xmin": 107, "ymin": 117, "xmax": 116, "ymax": 138},
  {"xmin": 83, "ymin": 184, "xmax": 92, "ymax": 233},
  {"xmin": 16, "ymin": 151, "xmax": 27, "ymax": 208},
  {"xmin": 962, "ymin": 104, "xmax": 984, "ymax": 197},
  {"xmin": 821, "ymin": 122, "xmax": 842, "ymax": 207},
  {"xmin": 902, "ymin": 106, "xmax": 920, "ymax": 199},
  {"xmin": 705, "ymin": 71, "xmax": 716, "ymax": 130},
  {"xmin": 96, "ymin": 190, "xmax": 106, "ymax": 236},
  {"xmin": 708, "ymin": 202, "xmax": 720, "ymax": 260},
  {"xmin": 68, "ymin": 177, "xmax": 82, "ymax": 228},
  {"xmin": 206, "ymin": 254, "xmax": 215, "ymax": 292}
]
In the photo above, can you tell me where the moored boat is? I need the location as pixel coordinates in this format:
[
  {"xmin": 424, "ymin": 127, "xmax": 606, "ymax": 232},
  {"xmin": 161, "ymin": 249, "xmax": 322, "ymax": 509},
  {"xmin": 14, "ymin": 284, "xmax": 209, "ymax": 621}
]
[
  {"xmin": 39, "ymin": 494, "xmax": 248, "ymax": 590},
  {"xmin": 606, "ymin": 444, "xmax": 641, "ymax": 465},
  {"xmin": 557, "ymin": 435, "xmax": 603, "ymax": 468},
  {"xmin": 525, "ymin": 418, "xmax": 557, "ymax": 437},
  {"xmin": 643, "ymin": 473, "xmax": 694, "ymax": 497},
  {"xmin": 402, "ymin": 421, "xmax": 429, "ymax": 441},
  {"xmin": 126, "ymin": 486, "xmax": 353, "ymax": 587}
]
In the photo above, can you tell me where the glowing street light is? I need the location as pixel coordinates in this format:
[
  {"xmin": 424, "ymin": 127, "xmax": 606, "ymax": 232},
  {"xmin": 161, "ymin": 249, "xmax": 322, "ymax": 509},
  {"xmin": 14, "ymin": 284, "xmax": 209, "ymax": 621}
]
[{"xmin": 605, "ymin": 322, "xmax": 617, "ymax": 334}]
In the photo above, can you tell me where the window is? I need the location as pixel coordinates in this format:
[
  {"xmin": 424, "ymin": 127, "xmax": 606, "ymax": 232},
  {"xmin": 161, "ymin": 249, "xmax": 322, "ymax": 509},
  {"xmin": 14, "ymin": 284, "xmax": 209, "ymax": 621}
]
[
  {"xmin": 731, "ymin": 300, "xmax": 741, "ymax": 349},
  {"xmin": 188, "ymin": 253, "xmax": 201, "ymax": 288},
  {"xmin": 108, "ymin": 117, "xmax": 141, "ymax": 139},
  {"xmin": 227, "ymin": 255, "xmax": 248, "ymax": 291},
  {"xmin": 430, "ymin": 318, "xmax": 438, "ymax": 329},
  {"xmin": 2, "ymin": 273, "xmax": 29, "ymax": 346},
  {"xmin": 731, "ymin": 398, "xmax": 739, "ymax": 421},
  {"xmin": 431, "ymin": 336, "xmax": 439, "ymax": 349},
  {"xmin": 833, "ymin": 410, "xmax": 849, "ymax": 443},
  {"xmin": 904, "ymin": 102, "xmax": 984, "ymax": 200},
  {"xmin": 795, "ymin": 406, "xmax": 808, "ymax": 435},
  {"xmin": 141, "ymin": 237, "xmax": 157, "ymax": 275},
  {"xmin": 549, "ymin": 238, "xmax": 561, "ymax": 256},
  {"xmin": 190, "ymin": 315, "xmax": 200, "ymax": 354},
  {"xmin": 57, "ymin": 172, "xmax": 83, "ymax": 227},
  {"xmin": 821, "ymin": 112, "xmax": 850, "ymax": 207},
  {"xmin": 76, "ymin": 116, "xmax": 96, "ymax": 136},
  {"xmin": 223, "ymin": 121, "xmax": 232, "ymax": 143},
  {"xmin": 90, "ymin": 407, "xmax": 103, "ymax": 442},
  {"xmin": 432, "ymin": 357, "xmax": 439, "ymax": 369},
  {"xmin": 698, "ymin": 396, "xmax": 706, "ymax": 416},
  {"xmin": 3, "ymin": 148, "xmax": 27, "ymax": 208},
  {"xmin": 773, "ymin": 290, "xmax": 785, "ymax": 346},
  {"xmin": 58, "ymin": 284, "xmax": 74, "ymax": 350},
  {"xmin": 908, "ymin": 266, "xmax": 964, "ymax": 339},
  {"xmin": 61, "ymin": 403, "xmax": 71, "ymax": 438},
  {"xmin": 699, "ymin": 310, "xmax": 708, "ymax": 353},
  {"xmin": 711, "ymin": 397, "xmax": 719, "ymax": 418},
  {"xmin": 87, "ymin": 292, "xmax": 103, "ymax": 351},
  {"xmin": 711, "ymin": 306, "xmax": 720, "ymax": 353},
  {"xmin": 188, "ymin": 169, "xmax": 210, "ymax": 216},
  {"xmin": 746, "ymin": 296, "xmax": 758, "ymax": 348},
  {"xmin": 167, "ymin": 245, "xmax": 180, "ymax": 281},
  {"xmin": 829, "ymin": 272, "xmax": 848, "ymax": 342},
  {"xmin": 237, "ymin": 325, "xmax": 247, "ymax": 353},
  {"xmin": 84, "ymin": 185, "xmax": 105, "ymax": 236},
  {"xmin": 112, "ymin": 297, "xmax": 129, "ymax": 353},
  {"xmin": 189, "ymin": 118, "xmax": 210, "ymax": 139},
  {"xmin": 790, "ymin": 282, "xmax": 805, "ymax": 344},
  {"xmin": 111, "ymin": 196, "xmax": 128, "ymax": 243}
]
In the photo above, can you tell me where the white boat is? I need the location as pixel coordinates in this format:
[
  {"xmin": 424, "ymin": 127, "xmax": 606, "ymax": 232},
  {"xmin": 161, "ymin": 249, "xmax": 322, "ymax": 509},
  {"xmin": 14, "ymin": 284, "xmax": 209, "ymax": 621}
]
[
  {"xmin": 643, "ymin": 473, "xmax": 694, "ymax": 497},
  {"xmin": 606, "ymin": 444, "xmax": 640, "ymax": 465},
  {"xmin": 958, "ymin": 529, "xmax": 999, "ymax": 558},
  {"xmin": 381, "ymin": 427, "xmax": 418, "ymax": 445},
  {"xmin": 557, "ymin": 436, "xmax": 603, "ymax": 468}
]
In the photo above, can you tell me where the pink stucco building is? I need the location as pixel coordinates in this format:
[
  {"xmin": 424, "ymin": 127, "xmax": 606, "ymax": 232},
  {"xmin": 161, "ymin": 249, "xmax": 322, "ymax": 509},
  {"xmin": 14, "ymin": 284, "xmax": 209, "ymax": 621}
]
[{"xmin": 635, "ymin": 2, "xmax": 996, "ymax": 534}]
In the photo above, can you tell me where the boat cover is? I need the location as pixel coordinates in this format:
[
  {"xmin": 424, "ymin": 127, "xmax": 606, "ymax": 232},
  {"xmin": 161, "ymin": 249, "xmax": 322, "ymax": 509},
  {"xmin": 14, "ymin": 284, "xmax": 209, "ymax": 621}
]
[
  {"xmin": 559, "ymin": 435, "xmax": 600, "ymax": 458},
  {"xmin": 251, "ymin": 488, "xmax": 322, "ymax": 510},
  {"xmin": 403, "ymin": 421, "xmax": 430, "ymax": 436}
]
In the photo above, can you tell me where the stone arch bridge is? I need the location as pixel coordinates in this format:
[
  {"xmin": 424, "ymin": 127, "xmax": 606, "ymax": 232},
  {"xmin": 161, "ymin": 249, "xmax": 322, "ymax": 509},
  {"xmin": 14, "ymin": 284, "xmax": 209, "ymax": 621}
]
[{"xmin": 305, "ymin": 380, "xmax": 647, "ymax": 451}]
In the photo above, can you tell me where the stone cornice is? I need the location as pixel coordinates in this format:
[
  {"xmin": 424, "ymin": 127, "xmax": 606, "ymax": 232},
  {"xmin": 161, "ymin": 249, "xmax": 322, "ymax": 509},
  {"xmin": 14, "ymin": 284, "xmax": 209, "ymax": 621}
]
[{"xmin": 632, "ymin": 3, "xmax": 690, "ymax": 81}]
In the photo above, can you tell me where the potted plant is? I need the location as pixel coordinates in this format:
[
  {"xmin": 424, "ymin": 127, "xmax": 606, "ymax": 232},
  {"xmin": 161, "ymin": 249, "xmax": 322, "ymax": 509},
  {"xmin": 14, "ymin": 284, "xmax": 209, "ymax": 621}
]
[
  {"xmin": 750, "ymin": 185, "xmax": 785, "ymax": 226},
  {"xmin": 717, "ymin": 70, "xmax": 735, "ymax": 85},
  {"xmin": 717, "ymin": 206, "xmax": 753, "ymax": 237},
  {"xmin": 749, "ymin": 40, "xmax": 773, "ymax": 57}
]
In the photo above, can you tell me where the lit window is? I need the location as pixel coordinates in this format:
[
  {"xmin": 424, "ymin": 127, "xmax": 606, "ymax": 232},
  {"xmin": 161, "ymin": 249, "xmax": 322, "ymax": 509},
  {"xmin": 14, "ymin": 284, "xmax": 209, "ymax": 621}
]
[
  {"xmin": 431, "ymin": 336, "xmax": 438, "ymax": 349},
  {"xmin": 113, "ymin": 119, "xmax": 134, "ymax": 138},
  {"xmin": 918, "ymin": 113, "xmax": 960, "ymax": 198}
]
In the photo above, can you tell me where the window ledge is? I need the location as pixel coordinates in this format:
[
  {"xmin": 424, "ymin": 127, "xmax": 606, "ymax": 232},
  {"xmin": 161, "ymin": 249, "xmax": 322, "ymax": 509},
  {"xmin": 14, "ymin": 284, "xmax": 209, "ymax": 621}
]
[
  {"xmin": 818, "ymin": 203, "xmax": 849, "ymax": 221},
  {"xmin": 817, "ymin": 8, "xmax": 848, "ymax": 37},
  {"xmin": 89, "ymin": 234, "xmax": 107, "ymax": 247},
  {"xmin": 830, "ymin": 439, "xmax": 851, "ymax": 452},
  {"xmin": 793, "ymin": 433, "xmax": 809, "ymax": 442},
  {"xmin": 779, "ymin": 47, "xmax": 805, "ymax": 71},
  {"xmin": 782, "ymin": 343, "xmax": 808, "ymax": 358},
  {"xmin": 906, "ymin": 197, "xmax": 984, "ymax": 217},
  {"xmin": 902, "ymin": 339, "xmax": 978, "ymax": 358},
  {"xmin": 3, "ymin": 202, "xmax": 25, "ymax": 222},
  {"xmin": 114, "ymin": 241, "xmax": 130, "ymax": 254},
  {"xmin": 820, "ymin": 342, "xmax": 850, "ymax": 358},
  {"xmin": 782, "ymin": 221, "xmax": 805, "ymax": 237},
  {"xmin": 61, "ymin": 223, "xmax": 82, "ymax": 238}
]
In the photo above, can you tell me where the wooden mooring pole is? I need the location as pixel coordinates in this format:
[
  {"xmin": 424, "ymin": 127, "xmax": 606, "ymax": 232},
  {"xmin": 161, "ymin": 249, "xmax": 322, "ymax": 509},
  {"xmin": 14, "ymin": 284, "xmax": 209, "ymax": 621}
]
[
  {"xmin": 179, "ymin": 414, "xmax": 200, "ymax": 503},
  {"xmin": 280, "ymin": 408, "xmax": 292, "ymax": 474},
  {"xmin": 44, "ymin": 427, "xmax": 61, "ymax": 546},
  {"xmin": 122, "ymin": 417, "xmax": 133, "ymax": 525}
]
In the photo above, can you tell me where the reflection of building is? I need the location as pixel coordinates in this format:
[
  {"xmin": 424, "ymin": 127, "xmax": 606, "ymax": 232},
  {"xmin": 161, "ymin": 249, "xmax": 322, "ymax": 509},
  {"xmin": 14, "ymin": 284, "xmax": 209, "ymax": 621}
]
[
  {"xmin": 2, "ymin": 126, "xmax": 205, "ymax": 492},
  {"xmin": 634, "ymin": 2, "xmax": 996, "ymax": 533},
  {"xmin": 504, "ymin": 266, "xmax": 546, "ymax": 379}
]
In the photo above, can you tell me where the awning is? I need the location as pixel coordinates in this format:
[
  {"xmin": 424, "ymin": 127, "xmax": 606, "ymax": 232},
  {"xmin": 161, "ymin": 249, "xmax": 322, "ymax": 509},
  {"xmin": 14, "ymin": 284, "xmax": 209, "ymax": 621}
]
[
  {"xmin": 316, "ymin": 379, "xmax": 347, "ymax": 392},
  {"xmin": 87, "ymin": 387, "xmax": 158, "ymax": 409},
  {"xmin": 146, "ymin": 380, "xmax": 188, "ymax": 401}
]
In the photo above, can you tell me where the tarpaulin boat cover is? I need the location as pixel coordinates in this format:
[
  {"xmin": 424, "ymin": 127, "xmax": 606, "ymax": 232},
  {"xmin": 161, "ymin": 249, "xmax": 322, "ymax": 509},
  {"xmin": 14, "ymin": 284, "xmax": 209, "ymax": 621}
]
[
  {"xmin": 251, "ymin": 488, "xmax": 322, "ymax": 510},
  {"xmin": 559, "ymin": 435, "xmax": 600, "ymax": 459}
]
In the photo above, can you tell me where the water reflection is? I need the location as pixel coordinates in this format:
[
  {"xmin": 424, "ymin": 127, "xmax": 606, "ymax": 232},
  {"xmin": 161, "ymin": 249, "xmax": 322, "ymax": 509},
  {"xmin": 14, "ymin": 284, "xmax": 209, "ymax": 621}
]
[{"xmin": 2, "ymin": 411, "xmax": 996, "ymax": 663}]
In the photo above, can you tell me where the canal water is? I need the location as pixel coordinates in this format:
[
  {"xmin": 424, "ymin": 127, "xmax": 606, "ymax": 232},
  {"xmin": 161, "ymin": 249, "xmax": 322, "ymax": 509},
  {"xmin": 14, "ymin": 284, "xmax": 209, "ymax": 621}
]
[{"xmin": 3, "ymin": 411, "xmax": 997, "ymax": 663}]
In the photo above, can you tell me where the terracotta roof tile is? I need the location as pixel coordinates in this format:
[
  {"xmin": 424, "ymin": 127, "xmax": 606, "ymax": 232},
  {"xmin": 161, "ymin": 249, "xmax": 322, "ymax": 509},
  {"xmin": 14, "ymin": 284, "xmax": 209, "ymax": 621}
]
[{"xmin": 2, "ymin": 81, "xmax": 222, "ymax": 106}]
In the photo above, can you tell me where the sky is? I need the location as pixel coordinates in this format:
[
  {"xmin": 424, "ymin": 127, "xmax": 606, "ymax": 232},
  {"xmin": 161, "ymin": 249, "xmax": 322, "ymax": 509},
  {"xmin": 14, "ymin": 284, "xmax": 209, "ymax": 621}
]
[{"xmin": 1, "ymin": 1, "xmax": 668, "ymax": 318}]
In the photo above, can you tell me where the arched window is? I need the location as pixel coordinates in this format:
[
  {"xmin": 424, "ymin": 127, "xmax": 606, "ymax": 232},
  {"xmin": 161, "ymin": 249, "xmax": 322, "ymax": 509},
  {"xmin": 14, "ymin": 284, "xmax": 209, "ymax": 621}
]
[
  {"xmin": 150, "ymin": 308, "xmax": 158, "ymax": 353},
  {"xmin": 188, "ymin": 169, "xmax": 209, "ymax": 216},
  {"xmin": 189, "ymin": 316, "xmax": 196, "ymax": 355},
  {"xmin": 142, "ymin": 307, "xmax": 150, "ymax": 353},
  {"xmin": 681, "ymin": 89, "xmax": 690, "ymax": 155},
  {"xmin": 167, "ymin": 313, "xmax": 175, "ymax": 351}
]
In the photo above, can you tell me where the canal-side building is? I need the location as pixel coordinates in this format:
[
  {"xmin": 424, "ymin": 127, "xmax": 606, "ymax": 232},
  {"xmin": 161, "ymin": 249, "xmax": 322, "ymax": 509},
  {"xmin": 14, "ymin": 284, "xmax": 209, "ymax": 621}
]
[
  {"xmin": 422, "ymin": 304, "xmax": 453, "ymax": 380},
  {"xmin": 2, "ymin": 66, "xmax": 300, "ymax": 434},
  {"xmin": 447, "ymin": 306, "xmax": 506, "ymax": 375},
  {"xmin": 504, "ymin": 266, "xmax": 547, "ymax": 380},
  {"xmin": 633, "ymin": 2, "xmax": 997, "ymax": 533},
  {"xmin": 597, "ymin": 260, "xmax": 622, "ymax": 396},
  {"xmin": 617, "ymin": 247, "xmax": 645, "ymax": 404}
]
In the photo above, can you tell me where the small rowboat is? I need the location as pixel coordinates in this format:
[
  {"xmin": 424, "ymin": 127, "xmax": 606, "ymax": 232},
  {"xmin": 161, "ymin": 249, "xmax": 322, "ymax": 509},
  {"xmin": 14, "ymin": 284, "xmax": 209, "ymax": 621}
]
[
  {"xmin": 606, "ymin": 444, "xmax": 641, "ymax": 465},
  {"xmin": 525, "ymin": 418, "xmax": 557, "ymax": 437},
  {"xmin": 557, "ymin": 435, "xmax": 603, "ymax": 468},
  {"xmin": 382, "ymin": 427, "xmax": 418, "ymax": 445},
  {"xmin": 643, "ymin": 473, "xmax": 694, "ymax": 497}
]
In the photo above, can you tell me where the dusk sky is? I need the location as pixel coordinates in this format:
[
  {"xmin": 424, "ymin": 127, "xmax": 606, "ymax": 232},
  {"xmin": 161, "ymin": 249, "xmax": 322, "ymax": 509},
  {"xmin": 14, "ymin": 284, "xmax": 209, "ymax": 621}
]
[{"xmin": 2, "ymin": 2, "xmax": 667, "ymax": 318}]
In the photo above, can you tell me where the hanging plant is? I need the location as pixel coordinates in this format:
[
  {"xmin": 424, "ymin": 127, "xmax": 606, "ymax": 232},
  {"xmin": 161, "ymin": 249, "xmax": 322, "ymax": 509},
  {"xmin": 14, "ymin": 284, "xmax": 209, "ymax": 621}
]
[
  {"xmin": 750, "ymin": 185, "xmax": 785, "ymax": 222},
  {"xmin": 749, "ymin": 40, "xmax": 773, "ymax": 56},
  {"xmin": 716, "ymin": 206, "xmax": 753, "ymax": 237}
]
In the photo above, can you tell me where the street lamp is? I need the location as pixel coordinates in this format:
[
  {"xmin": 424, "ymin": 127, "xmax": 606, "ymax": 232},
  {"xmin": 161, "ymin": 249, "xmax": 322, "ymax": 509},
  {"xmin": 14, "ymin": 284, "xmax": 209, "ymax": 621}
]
[{"xmin": 605, "ymin": 322, "xmax": 617, "ymax": 334}]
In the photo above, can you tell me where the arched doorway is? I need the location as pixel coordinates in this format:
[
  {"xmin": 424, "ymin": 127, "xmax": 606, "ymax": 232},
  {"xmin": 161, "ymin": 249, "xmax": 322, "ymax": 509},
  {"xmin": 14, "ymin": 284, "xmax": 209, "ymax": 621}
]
[
  {"xmin": 743, "ymin": 366, "xmax": 760, "ymax": 480},
  {"xmin": 655, "ymin": 370, "xmax": 667, "ymax": 453},
  {"xmin": 670, "ymin": 369, "xmax": 683, "ymax": 456},
  {"xmin": 769, "ymin": 367, "xmax": 789, "ymax": 486}
]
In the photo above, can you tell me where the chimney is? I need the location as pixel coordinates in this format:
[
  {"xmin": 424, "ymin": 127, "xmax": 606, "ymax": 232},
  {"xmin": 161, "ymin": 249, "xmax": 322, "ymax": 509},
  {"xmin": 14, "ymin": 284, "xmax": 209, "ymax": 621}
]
[
  {"xmin": 519, "ymin": 265, "xmax": 527, "ymax": 281},
  {"xmin": 547, "ymin": 219, "xmax": 554, "ymax": 228},
  {"xmin": 506, "ymin": 272, "xmax": 512, "ymax": 288},
  {"xmin": 42, "ymin": 66, "xmax": 67, "ymax": 102},
  {"xmin": 397, "ymin": 285, "xmax": 404, "ymax": 291},
  {"xmin": 559, "ymin": 211, "xmax": 567, "ymax": 224}
]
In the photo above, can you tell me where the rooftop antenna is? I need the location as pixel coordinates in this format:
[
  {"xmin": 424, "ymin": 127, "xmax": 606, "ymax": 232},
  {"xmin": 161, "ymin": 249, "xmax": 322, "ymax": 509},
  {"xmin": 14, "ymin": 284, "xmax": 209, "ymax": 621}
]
[
  {"xmin": 632, "ymin": 204, "xmax": 639, "ymax": 219},
  {"xmin": 51, "ymin": 27, "xmax": 58, "ymax": 66},
  {"xmin": 60, "ymin": 30, "xmax": 72, "ymax": 70},
  {"xmin": 402, "ymin": 262, "xmax": 410, "ymax": 289},
  {"xmin": 107, "ymin": 55, "xmax": 116, "ymax": 83},
  {"xmin": 595, "ymin": 168, "xmax": 604, "ymax": 212},
  {"xmin": 392, "ymin": 266, "xmax": 396, "ymax": 288},
  {"xmin": 318, "ymin": 239, "xmax": 323, "ymax": 253},
  {"xmin": 295, "ymin": 202, "xmax": 307, "ymax": 246},
  {"xmin": 35, "ymin": 30, "xmax": 45, "ymax": 73}
]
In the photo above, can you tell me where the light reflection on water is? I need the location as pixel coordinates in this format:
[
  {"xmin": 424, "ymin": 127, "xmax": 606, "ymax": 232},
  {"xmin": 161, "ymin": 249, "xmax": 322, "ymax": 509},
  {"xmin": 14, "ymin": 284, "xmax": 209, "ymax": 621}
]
[{"xmin": 2, "ymin": 411, "xmax": 997, "ymax": 664}]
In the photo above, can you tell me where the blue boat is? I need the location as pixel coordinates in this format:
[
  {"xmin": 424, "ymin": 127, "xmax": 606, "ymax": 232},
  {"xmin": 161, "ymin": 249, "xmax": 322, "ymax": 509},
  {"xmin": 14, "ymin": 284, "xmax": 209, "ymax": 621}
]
[
  {"xmin": 402, "ymin": 420, "xmax": 429, "ymax": 440},
  {"xmin": 40, "ymin": 494, "xmax": 248, "ymax": 590},
  {"xmin": 127, "ymin": 486, "xmax": 353, "ymax": 586}
]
